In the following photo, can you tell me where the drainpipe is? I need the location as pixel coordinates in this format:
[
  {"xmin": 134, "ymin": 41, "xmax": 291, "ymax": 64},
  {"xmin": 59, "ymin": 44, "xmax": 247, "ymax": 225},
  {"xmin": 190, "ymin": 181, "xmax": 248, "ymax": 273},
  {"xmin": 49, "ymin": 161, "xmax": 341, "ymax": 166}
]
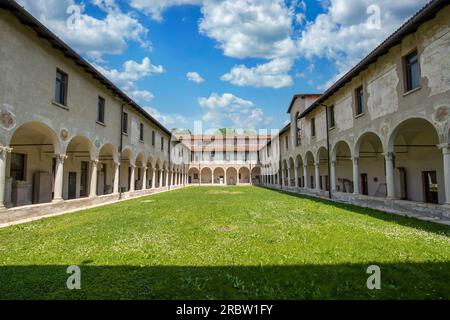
[
  {"xmin": 119, "ymin": 102, "xmax": 126, "ymax": 200},
  {"xmin": 322, "ymin": 103, "xmax": 332, "ymax": 199}
]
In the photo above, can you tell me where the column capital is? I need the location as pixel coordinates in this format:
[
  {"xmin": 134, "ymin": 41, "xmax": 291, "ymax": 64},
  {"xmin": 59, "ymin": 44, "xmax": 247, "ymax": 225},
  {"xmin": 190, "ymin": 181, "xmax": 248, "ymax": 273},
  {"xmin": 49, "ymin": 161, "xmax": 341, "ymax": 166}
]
[
  {"xmin": 438, "ymin": 143, "xmax": 450, "ymax": 153},
  {"xmin": 130, "ymin": 164, "xmax": 136, "ymax": 169},
  {"xmin": 331, "ymin": 160, "xmax": 337, "ymax": 166},
  {"xmin": 55, "ymin": 154, "xmax": 68, "ymax": 162},
  {"xmin": 353, "ymin": 156, "xmax": 359, "ymax": 163},
  {"xmin": 90, "ymin": 159, "xmax": 99, "ymax": 165},
  {"xmin": 0, "ymin": 146, "xmax": 13, "ymax": 156},
  {"xmin": 385, "ymin": 152, "xmax": 395, "ymax": 160},
  {"xmin": 114, "ymin": 162, "xmax": 121, "ymax": 167}
]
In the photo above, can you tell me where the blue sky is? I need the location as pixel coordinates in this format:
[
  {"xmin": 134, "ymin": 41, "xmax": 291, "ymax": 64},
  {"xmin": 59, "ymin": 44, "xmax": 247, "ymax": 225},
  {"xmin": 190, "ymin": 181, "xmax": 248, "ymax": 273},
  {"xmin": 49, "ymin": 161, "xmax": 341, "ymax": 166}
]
[{"xmin": 17, "ymin": 0, "xmax": 429, "ymax": 131}]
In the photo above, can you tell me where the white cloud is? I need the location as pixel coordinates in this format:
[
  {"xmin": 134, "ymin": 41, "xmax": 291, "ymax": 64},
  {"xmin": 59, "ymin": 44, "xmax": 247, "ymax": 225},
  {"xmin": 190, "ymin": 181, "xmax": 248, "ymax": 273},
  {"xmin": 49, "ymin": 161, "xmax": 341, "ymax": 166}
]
[
  {"xmin": 94, "ymin": 57, "xmax": 164, "ymax": 103},
  {"xmin": 129, "ymin": 0, "xmax": 203, "ymax": 22},
  {"xmin": 297, "ymin": 0, "xmax": 429, "ymax": 89},
  {"xmin": 144, "ymin": 107, "xmax": 188, "ymax": 127},
  {"xmin": 186, "ymin": 72, "xmax": 205, "ymax": 84},
  {"xmin": 17, "ymin": 0, "xmax": 151, "ymax": 60},
  {"xmin": 221, "ymin": 58, "xmax": 294, "ymax": 89},
  {"xmin": 198, "ymin": 93, "xmax": 271, "ymax": 129}
]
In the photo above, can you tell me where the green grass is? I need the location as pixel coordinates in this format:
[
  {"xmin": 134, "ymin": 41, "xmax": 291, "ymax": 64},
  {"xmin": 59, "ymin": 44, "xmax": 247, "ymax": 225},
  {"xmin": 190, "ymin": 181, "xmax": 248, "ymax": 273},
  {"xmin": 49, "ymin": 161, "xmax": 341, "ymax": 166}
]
[{"xmin": 0, "ymin": 186, "xmax": 449, "ymax": 300}]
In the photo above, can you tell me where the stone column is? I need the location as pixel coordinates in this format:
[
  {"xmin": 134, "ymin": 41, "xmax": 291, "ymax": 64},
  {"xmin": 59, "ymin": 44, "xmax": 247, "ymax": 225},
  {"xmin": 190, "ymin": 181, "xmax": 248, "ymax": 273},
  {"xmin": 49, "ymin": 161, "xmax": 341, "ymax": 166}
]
[
  {"xmin": 159, "ymin": 169, "xmax": 163, "ymax": 188},
  {"xmin": 0, "ymin": 146, "xmax": 12, "ymax": 208},
  {"xmin": 441, "ymin": 145, "xmax": 450, "ymax": 205},
  {"xmin": 129, "ymin": 165, "xmax": 135, "ymax": 192},
  {"xmin": 53, "ymin": 154, "xmax": 67, "ymax": 201},
  {"xmin": 166, "ymin": 170, "xmax": 170, "ymax": 188},
  {"xmin": 151, "ymin": 168, "xmax": 156, "ymax": 189},
  {"xmin": 89, "ymin": 160, "xmax": 99, "ymax": 198},
  {"xmin": 385, "ymin": 152, "xmax": 395, "ymax": 199},
  {"xmin": 330, "ymin": 160, "xmax": 337, "ymax": 192},
  {"xmin": 113, "ymin": 163, "xmax": 120, "ymax": 194},
  {"xmin": 303, "ymin": 165, "xmax": 308, "ymax": 189},
  {"xmin": 294, "ymin": 166, "xmax": 299, "ymax": 188},
  {"xmin": 142, "ymin": 166, "xmax": 147, "ymax": 190},
  {"xmin": 353, "ymin": 157, "xmax": 360, "ymax": 195},
  {"xmin": 315, "ymin": 163, "xmax": 320, "ymax": 191}
]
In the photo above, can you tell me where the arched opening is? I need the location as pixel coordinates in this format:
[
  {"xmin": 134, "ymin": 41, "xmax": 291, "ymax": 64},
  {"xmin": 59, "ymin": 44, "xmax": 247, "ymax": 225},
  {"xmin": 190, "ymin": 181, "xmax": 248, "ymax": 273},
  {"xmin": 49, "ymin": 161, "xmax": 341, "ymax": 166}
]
[
  {"xmin": 64, "ymin": 135, "xmax": 95, "ymax": 199},
  {"xmin": 388, "ymin": 118, "xmax": 442, "ymax": 204},
  {"xmin": 162, "ymin": 162, "xmax": 168, "ymax": 187},
  {"xmin": 98, "ymin": 144, "xmax": 118, "ymax": 195},
  {"xmin": 305, "ymin": 152, "xmax": 315, "ymax": 189},
  {"xmin": 135, "ymin": 153, "xmax": 146, "ymax": 190},
  {"xmin": 355, "ymin": 132, "xmax": 385, "ymax": 197},
  {"xmin": 188, "ymin": 167, "xmax": 199, "ymax": 184},
  {"xmin": 155, "ymin": 160, "xmax": 162, "ymax": 188},
  {"xmin": 201, "ymin": 167, "xmax": 213, "ymax": 184},
  {"xmin": 146, "ymin": 159, "xmax": 153, "ymax": 189},
  {"xmin": 296, "ymin": 155, "xmax": 304, "ymax": 187},
  {"xmin": 7, "ymin": 122, "xmax": 60, "ymax": 207},
  {"xmin": 238, "ymin": 167, "xmax": 250, "ymax": 184},
  {"xmin": 288, "ymin": 157, "xmax": 295, "ymax": 187},
  {"xmin": 333, "ymin": 141, "xmax": 353, "ymax": 193},
  {"xmin": 317, "ymin": 147, "xmax": 329, "ymax": 191},
  {"xmin": 282, "ymin": 159, "xmax": 288, "ymax": 186},
  {"xmin": 213, "ymin": 167, "xmax": 225, "ymax": 184},
  {"xmin": 226, "ymin": 167, "xmax": 237, "ymax": 185},
  {"xmin": 120, "ymin": 148, "xmax": 133, "ymax": 192},
  {"xmin": 251, "ymin": 167, "xmax": 261, "ymax": 184}
]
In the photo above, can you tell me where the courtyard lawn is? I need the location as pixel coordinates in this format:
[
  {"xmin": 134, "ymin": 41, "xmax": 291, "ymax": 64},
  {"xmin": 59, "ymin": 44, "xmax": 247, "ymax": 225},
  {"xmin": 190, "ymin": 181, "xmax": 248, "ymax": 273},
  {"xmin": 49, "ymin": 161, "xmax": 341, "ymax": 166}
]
[{"xmin": 0, "ymin": 186, "xmax": 449, "ymax": 300}]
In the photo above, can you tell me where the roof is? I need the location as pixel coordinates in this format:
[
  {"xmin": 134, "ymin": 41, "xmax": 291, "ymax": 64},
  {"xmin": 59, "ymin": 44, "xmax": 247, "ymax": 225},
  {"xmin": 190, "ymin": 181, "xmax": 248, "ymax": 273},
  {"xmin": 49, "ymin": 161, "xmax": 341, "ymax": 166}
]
[
  {"xmin": 300, "ymin": 0, "xmax": 448, "ymax": 119},
  {"xmin": 279, "ymin": 123, "xmax": 291, "ymax": 135},
  {"xmin": 286, "ymin": 93, "xmax": 321, "ymax": 114},
  {"xmin": 0, "ymin": 0, "xmax": 172, "ymax": 136}
]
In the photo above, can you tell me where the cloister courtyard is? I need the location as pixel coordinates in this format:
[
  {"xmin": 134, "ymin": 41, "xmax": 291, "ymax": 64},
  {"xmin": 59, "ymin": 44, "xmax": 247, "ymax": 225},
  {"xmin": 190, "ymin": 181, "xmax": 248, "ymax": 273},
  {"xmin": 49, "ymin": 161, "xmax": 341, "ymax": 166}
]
[{"xmin": 0, "ymin": 186, "xmax": 448, "ymax": 300}]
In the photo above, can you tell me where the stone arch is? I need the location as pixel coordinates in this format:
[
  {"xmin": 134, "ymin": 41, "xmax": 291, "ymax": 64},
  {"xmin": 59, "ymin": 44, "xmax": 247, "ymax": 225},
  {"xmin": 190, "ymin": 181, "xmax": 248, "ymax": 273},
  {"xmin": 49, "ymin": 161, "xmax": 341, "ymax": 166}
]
[
  {"xmin": 226, "ymin": 167, "xmax": 237, "ymax": 185},
  {"xmin": 251, "ymin": 166, "xmax": 261, "ymax": 184},
  {"xmin": 238, "ymin": 167, "xmax": 250, "ymax": 184},
  {"xmin": 200, "ymin": 167, "xmax": 213, "ymax": 184},
  {"xmin": 305, "ymin": 151, "xmax": 315, "ymax": 189},
  {"xmin": 332, "ymin": 140, "xmax": 353, "ymax": 193},
  {"xmin": 288, "ymin": 157, "xmax": 295, "ymax": 187},
  {"xmin": 317, "ymin": 146, "xmax": 329, "ymax": 191},
  {"xmin": 353, "ymin": 131, "xmax": 385, "ymax": 197},
  {"xmin": 387, "ymin": 117, "xmax": 442, "ymax": 204},
  {"xmin": 98, "ymin": 143, "xmax": 118, "ymax": 195},
  {"xmin": 6, "ymin": 121, "xmax": 62, "ymax": 207},
  {"xmin": 188, "ymin": 167, "xmax": 200, "ymax": 184},
  {"xmin": 213, "ymin": 167, "xmax": 225, "ymax": 184},
  {"xmin": 296, "ymin": 154, "xmax": 304, "ymax": 187}
]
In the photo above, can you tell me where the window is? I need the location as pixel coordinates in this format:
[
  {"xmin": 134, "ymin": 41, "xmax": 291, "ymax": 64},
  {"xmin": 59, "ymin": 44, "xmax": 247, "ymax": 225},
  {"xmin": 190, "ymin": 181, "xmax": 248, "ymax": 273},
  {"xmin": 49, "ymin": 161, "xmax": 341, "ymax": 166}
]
[
  {"xmin": 161, "ymin": 137, "xmax": 164, "ymax": 151},
  {"xmin": 285, "ymin": 136, "xmax": 289, "ymax": 150},
  {"xmin": 55, "ymin": 69, "xmax": 68, "ymax": 106},
  {"xmin": 97, "ymin": 96, "xmax": 105, "ymax": 124},
  {"xmin": 10, "ymin": 153, "xmax": 26, "ymax": 181},
  {"xmin": 152, "ymin": 131, "xmax": 155, "ymax": 146},
  {"xmin": 139, "ymin": 123, "xmax": 144, "ymax": 142},
  {"xmin": 328, "ymin": 105, "xmax": 335, "ymax": 128},
  {"xmin": 311, "ymin": 118, "xmax": 316, "ymax": 137},
  {"xmin": 295, "ymin": 113, "xmax": 301, "ymax": 146},
  {"xmin": 404, "ymin": 50, "xmax": 420, "ymax": 92},
  {"xmin": 355, "ymin": 86, "xmax": 365, "ymax": 116},
  {"xmin": 122, "ymin": 112, "xmax": 128, "ymax": 134}
]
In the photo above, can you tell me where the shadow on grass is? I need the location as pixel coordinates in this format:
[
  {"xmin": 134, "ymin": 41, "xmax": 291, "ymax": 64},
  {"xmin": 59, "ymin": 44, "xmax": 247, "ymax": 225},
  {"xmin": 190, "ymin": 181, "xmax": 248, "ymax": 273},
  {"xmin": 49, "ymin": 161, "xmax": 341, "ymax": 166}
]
[
  {"xmin": 0, "ymin": 262, "xmax": 449, "ymax": 300},
  {"xmin": 258, "ymin": 186, "xmax": 450, "ymax": 235}
]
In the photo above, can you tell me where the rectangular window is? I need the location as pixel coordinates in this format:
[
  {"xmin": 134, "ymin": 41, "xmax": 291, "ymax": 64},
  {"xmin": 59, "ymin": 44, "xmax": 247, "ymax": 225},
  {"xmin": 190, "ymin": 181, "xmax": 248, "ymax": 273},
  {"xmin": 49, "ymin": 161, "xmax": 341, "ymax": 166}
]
[
  {"xmin": 10, "ymin": 153, "xmax": 26, "ymax": 181},
  {"xmin": 97, "ymin": 96, "xmax": 105, "ymax": 124},
  {"xmin": 55, "ymin": 69, "xmax": 68, "ymax": 106},
  {"xmin": 285, "ymin": 136, "xmax": 289, "ymax": 150},
  {"xmin": 355, "ymin": 86, "xmax": 365, "ymax": 116},
  {"xmin": 404, "ymin": 50, "xmax": 420, "ymax": 92},
  {"xmin": 152, "ymin": 131, "xmax": 155, "ymax": 146},
  {"xmin": 311, "ymin": 118, "xmax": 316, "ymax": 137},
  {"xmin": 328, "ymin": 105, "xmax": 335, "ymax": 128},
  {"xmin": 122, "ymin": 112, "xmax": 128, "ymax": 134},
  {"xmin": 139, "ymin": 123, "xmax": 144, "ymax": 142},
  {"xmin": 161, "ymin": 137, "xmax": 164, "ymax": 151}
]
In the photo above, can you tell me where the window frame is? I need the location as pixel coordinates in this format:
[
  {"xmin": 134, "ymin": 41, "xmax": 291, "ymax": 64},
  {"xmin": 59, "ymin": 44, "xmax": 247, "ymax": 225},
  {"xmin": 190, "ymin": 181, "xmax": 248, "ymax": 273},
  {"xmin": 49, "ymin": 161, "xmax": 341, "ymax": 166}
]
[
  {"xmin": 311, "ymin": 118, "xmax": 316, "ymax": 138},
  {"xmin": 403, "ymin": 49, "xmax": 421, "ymax": 93},
  {"xmin": 355, "ymin": 86, "xmax": 365, "ymax": 116},
  {"xmin": 122, "ymin": 112, "xmax": 129, "ymax": 135},
  {"xmin": 55, "ymin": 68, "xmax": 68, "ymax": 106},
  {"xmin": 328, "ymin": 105, "xmax": 335, "ymax": 129},
  {"xmin": 139, "ymin": 123, "xmax": 144, "ymax": 142},
  {"xmin": 97, "ymin": 96, "xmax": 105, "ymax": 125}
]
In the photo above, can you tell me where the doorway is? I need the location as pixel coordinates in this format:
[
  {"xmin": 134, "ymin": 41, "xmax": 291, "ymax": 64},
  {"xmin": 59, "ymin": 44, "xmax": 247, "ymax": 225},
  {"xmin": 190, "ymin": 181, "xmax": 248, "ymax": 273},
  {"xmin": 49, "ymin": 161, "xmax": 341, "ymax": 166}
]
[
  {"xmin": 422, "ymin": 171, "xmax": 438, "ymax": 204},
  {"xmin": 361, "ymin": 173, "xmax": 368, "ymax": 195},
  {"xmin": 68, "ymin": 172, "xmax": 77, "ymax": 199}
]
